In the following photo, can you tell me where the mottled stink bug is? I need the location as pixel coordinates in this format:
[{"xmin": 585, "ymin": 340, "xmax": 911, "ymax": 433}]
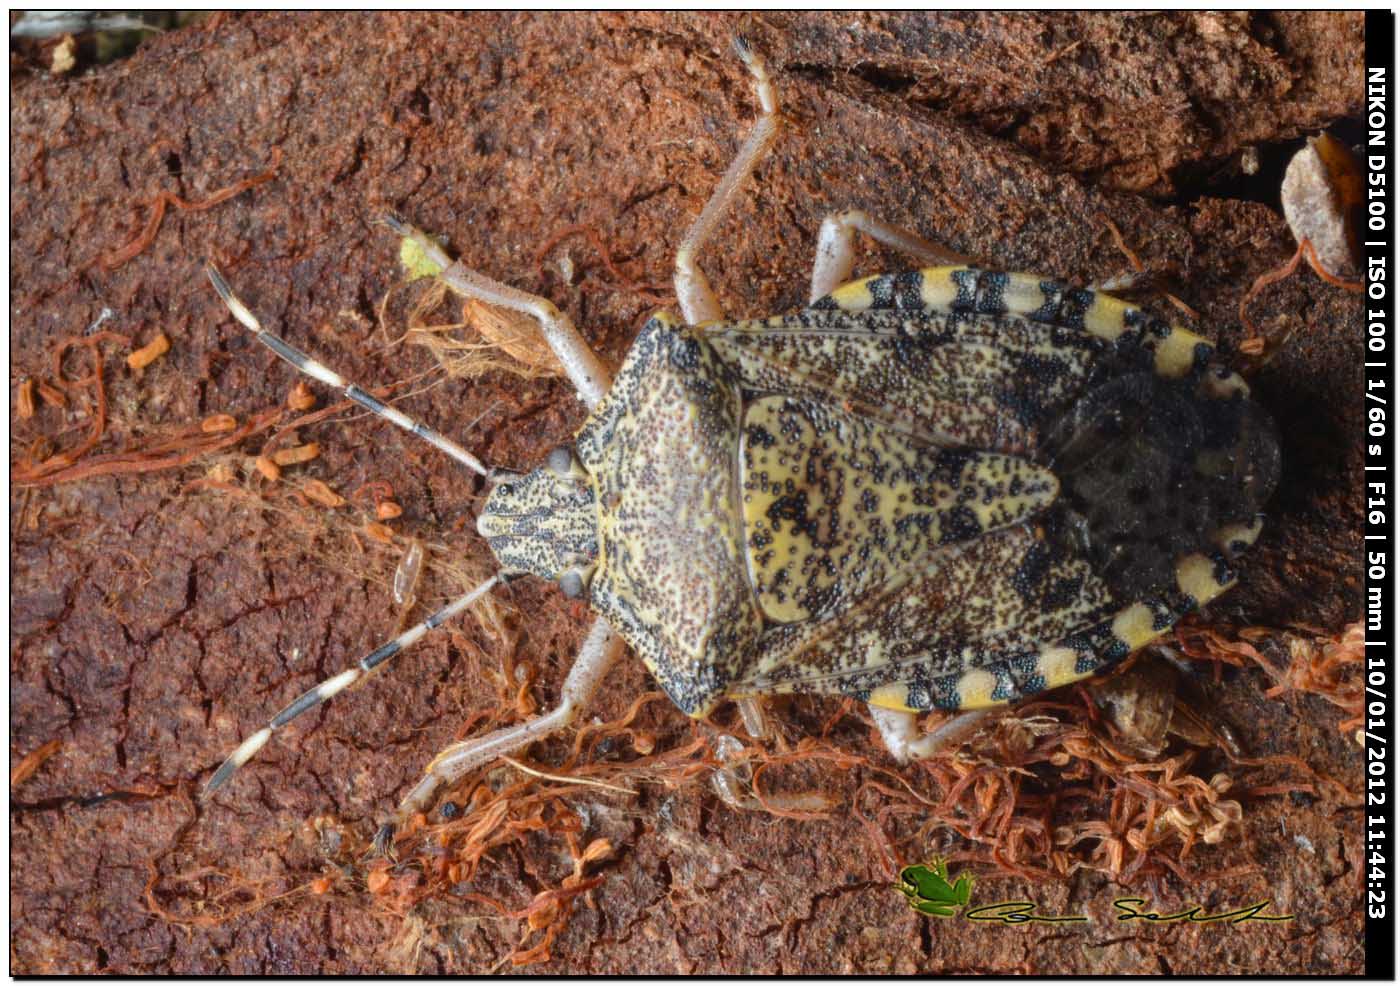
[{"xmin": 202, "ymin": 40, "xmax": 1281, "ymax": 838}]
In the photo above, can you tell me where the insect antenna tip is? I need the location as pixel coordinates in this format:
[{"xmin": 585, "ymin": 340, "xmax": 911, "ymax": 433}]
[
  {"xmin": 202, "ymin": 759, "xmax": 237, "ymax": 800},
  {"xmin": 204, "ymin": 261, "xmax": 231, "ymax": 298}
]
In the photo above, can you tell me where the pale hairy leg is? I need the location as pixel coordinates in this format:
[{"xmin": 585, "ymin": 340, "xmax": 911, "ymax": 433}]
[
  {"xmin": 809, "ymin": 209, "xmax": 974, "ymax": 303},
  {"xmin": 385, "ymin": 215, "xmax": 611, "ymax": 410},
  {"xmin": 380, "ymin": 617, "xmax": 627, "ymax": 846},
  {"xmin": 672, "ymin": 37, "xmax": 781, "ymax": 326}
]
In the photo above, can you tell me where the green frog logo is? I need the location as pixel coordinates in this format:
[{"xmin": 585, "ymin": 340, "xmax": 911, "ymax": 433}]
[{"xmin": 895, "ymin": 859, "xmax": 975, "ymax": 918}]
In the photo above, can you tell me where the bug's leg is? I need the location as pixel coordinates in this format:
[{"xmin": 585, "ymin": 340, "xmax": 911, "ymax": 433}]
[
  {"xmin": 385, "ymin": 216, "xmax": 611, "ymax": 410},
  {"xmin": 1091, "ymin": 270, "xmax": 1158, "ymax": 294},
  {"xmin": 809, "ymin": 210, "xmax": 974, "ymax": 303},
  {"xmin": 673, "ymin": 37, "xmax": 780, "ymax": 326},
  {"xmin": 868, "ymin": 704, "xmax": 993, "ymax": 762},
  {"xmin": 734, "ymin": 695, "xmax": 769, "ymax": 740},
  {"xmin": 205, "ymin": 265, "xmax": 491, "ymax": 477},
  {"xmin": 380, "ymin": 616, "xmax": 626, "ymax": 841},
  {"xmin": 203, "ymin": 576, "xmax": 500, "ymax": 797}
]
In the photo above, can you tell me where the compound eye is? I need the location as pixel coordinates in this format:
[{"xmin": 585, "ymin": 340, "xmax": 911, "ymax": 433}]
[
  {"xmin": 546, "ymin": 445, "xmax": 576, "ymax": 478},
  {"xmin": 558, "ymin": 570, "xmax": 585, "ymax": 599}
]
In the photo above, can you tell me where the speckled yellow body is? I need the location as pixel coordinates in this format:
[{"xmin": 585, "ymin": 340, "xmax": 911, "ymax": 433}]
[{"xmin": 479, "ymin": 266, "xmax": 1280, "ymax": 718}]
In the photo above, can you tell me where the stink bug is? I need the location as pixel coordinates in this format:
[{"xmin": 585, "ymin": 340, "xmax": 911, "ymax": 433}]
[{"xmin": 201, "ymin": 39, "xmax": 1280, "ymax": 837}]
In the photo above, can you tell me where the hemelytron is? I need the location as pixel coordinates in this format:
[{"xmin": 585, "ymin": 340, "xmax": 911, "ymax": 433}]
[{"xmin": 202, "ymin": 39, "xmax": 1280, "ymax": 840}]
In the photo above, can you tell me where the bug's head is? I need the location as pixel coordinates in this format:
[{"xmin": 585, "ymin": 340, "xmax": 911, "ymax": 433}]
[{"xmin": 478, "ymin": 445, "xmax": 599, "ymax": 597}]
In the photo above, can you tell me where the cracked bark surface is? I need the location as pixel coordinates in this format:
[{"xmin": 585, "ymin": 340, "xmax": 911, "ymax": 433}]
[{"xmin": 11, "ymin": 12, "xmax": 1365, "ymax": 973}]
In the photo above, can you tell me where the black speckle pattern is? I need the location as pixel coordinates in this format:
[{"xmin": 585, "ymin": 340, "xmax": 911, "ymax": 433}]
[{"xmin": 481, "ymin": 264, "xmax": 1279, "ymax": 719}]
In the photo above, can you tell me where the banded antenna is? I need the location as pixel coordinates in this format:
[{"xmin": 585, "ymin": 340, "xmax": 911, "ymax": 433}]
[
  {"xmin": 202, "ymin": 265, "xmax": 505, "ymax": 796},
  {"xmin": 204, "ymin": 576, "xmax": 500, "ymax": 796},
  {"xmin": 205, "ymin": 263, "xmax": 490, "ymax": 477}
]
